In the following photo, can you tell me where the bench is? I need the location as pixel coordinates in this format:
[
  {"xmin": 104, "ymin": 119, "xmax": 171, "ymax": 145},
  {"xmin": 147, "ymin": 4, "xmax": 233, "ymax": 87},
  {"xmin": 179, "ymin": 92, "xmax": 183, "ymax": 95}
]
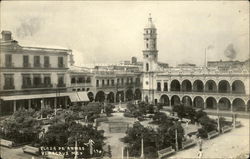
[
  {"xmin": 234, "ymin": 121, "xmax": 241, "ymax": 128},
  {"xmin": 182, "ymin": 139, "xmax": 196, "ymax": 149},
  {"xmin": 221, "ymin": 125, "xmax": 232, "ymax": 133},
  {"xmin": 22, "ymin": 145, "xmax": 40, "ymax": 156},
  {"xmin": 157, "ymin": 146, "xmax": 175, "ymax": 159},
  {"xmin": 207, "ymin": 130, "xmax": 219, "ymax": 140},
  {"xmin": 0, "ymin": 139, "xmax": 13, "ymax": 148}
]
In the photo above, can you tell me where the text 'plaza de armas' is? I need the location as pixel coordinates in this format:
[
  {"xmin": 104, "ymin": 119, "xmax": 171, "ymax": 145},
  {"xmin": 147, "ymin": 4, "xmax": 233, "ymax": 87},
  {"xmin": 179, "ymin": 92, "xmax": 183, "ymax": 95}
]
[{"xmin": 0, "ymin": 15, "xmax": 249, "ymax": 116}]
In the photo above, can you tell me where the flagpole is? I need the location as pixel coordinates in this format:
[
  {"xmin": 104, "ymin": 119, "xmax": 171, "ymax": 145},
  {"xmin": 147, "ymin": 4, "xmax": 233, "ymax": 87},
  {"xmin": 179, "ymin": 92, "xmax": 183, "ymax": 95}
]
[{"xmin": 204, "ymin": 48, "xmax": 207, "ymax": 68}]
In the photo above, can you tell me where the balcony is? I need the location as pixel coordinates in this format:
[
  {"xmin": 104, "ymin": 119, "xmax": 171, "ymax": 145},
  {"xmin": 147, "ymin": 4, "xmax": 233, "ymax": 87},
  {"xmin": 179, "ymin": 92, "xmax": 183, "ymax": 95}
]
[
  {"xmin": 58, "ymin": 64, "xmax": 65, "ymax": 68},
  {"xmin": 23, "ymin": 63, "xmax": 31, "ymax": 68},
  {"xmin": 34, "ymin": 63, "xmax": 41, "ymax": 68},
  {"xmin": 44, "ymin": 63, "xmax": 51, "ymax": 68},
  {"xmin": 57, "ymin": 83, "xmax": 66, "ymax": 87},
  {"xmin": 5, "ymin": 63, "xmax": 14, "ymax": 68},
  {"xmin": 3, "ymin": 85, "xmax": 15, "ymax": 90},
  {"xmin": 22, "ymin": 84, "xmax": 53, "ymax": 89}
]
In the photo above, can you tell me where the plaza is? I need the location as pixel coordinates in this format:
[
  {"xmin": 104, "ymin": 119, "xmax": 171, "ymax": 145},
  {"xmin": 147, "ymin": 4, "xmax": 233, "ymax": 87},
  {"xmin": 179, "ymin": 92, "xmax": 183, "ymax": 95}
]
[{"xmin": 1, "ymin": 1, "xmax": 249, "ymax": 159}]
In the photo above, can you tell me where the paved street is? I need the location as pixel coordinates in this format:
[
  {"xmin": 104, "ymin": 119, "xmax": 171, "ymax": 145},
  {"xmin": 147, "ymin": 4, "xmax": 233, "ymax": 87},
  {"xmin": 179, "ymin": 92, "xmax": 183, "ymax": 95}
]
[
  {"xmin": 169, "ymin": 118, "xmax": 249, "ymax": 159},
  {"xmin": 0, "ymin": 146, "xmax": 35, "ymax": 159}
]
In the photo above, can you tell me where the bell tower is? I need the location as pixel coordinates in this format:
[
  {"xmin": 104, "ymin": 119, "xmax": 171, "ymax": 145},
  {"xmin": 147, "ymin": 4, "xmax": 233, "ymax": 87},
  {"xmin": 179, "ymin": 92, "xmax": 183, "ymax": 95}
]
[
  {"xmin": 142, "ymin": 14, "xmax": 158, "ymax": 104},
  {"xmin": 143, "ymin": 13, "xmax": 158, "ymax": 72}
]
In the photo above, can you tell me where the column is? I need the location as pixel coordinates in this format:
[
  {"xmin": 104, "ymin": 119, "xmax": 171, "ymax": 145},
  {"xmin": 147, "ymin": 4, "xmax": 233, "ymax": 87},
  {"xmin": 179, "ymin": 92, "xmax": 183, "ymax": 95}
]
[
  {"xmin": 41, "ymin": 98, "xmax": 45, "ymax": 109},
  {"xmin": 245, "ymin": 103, "xmax": 248, "ymax": 112},
  {"xmin": 114, "ymin": 92, "xmax": 116, "ymax": 103},
  {"xmin": 204, "ymin": 102, "xmax": 207, "ymax": 109},
  {"xmin": 65, "ymin": 97, "xmax": 68, "ymax": 108},
  {"xmin": 161, "ymin": 81, "xmax": 164, "ymax": 92},
  {"xmin": 168, "ymin": 81, "xmax": 171, "ymax": 92},
  {"xmin": 54, "ymin": 97, "xmax": 57, "ymax": 108},
  {"xmin": 13, "ymin": 100, "xmax": 16, "ymax": 113},
  {"xmin": 28, "ymin": 99, "xmax": 31, "ymax": 110}
]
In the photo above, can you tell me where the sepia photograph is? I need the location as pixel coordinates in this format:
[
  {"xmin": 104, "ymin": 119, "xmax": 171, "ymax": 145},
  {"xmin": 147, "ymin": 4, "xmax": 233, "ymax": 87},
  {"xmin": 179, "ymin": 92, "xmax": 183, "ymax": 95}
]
[{"xmin": 0, "ymin": 1, "xmax": 249, "ymax": 159}]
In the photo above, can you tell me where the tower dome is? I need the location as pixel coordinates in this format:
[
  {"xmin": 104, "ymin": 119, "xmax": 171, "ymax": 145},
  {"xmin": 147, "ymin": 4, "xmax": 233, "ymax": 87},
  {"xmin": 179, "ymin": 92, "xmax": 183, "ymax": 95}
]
[{"xmin": 144, "ymin": 13, "xmax": 155, "ymax": 29}]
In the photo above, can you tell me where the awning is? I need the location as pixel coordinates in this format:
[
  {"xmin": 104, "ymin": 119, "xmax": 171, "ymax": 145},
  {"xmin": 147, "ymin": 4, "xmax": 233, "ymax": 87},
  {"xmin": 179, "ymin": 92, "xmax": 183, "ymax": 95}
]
[
  {"xmin": 0, "ymin": 92, "xmax": 89, "ymax": 102},
  {"xmin": 0, "ymin": 93, "xmax": 67, "ymax": 101},
  {"xmin": 68, "ymin": 92, "xmax": 89, "ymax": 102}
]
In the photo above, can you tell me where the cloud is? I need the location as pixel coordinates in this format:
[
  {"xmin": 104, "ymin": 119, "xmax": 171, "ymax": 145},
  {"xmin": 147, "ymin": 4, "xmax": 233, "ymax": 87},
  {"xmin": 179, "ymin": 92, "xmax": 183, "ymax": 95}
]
[
  {"xmin": 224, "ymin": 43, "xmax": 237, "ymax": 60},
  {"xmin": 16, "ymin": 17, "xmax": 44, "ymax": 38}
]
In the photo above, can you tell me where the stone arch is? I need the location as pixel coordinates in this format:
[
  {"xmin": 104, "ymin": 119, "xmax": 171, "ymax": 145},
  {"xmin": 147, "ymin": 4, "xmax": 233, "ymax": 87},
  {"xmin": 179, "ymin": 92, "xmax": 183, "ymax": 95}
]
[
  {"xmin": 205, "ymin": 80, "xmax": 217, "ymax": 92},
  {"xmin": 182, "ymin": 96, "xmax": 192, "ymax": 106},
  {"xmin": 87, "ymin": 92, "xmax": 94, "ymax": 102},
  {"xmin": 218, "ymin": 80, "xmax": 230, "ymax": 93},
  {"xmin": 107, "ymin": 92, "xmax": 115, "ymax": 103},
  {"xmin": 160, "ymin": 94, "xmax": 170, "ymax": 106},
  {"xmin": 218, "ymin": 97, "xmax": 231, "ymax": 110},
  {"xmin": 206, "ymin": 97, "xmax": 217, "ymax": 109},
  {"xmin": 232, "ymin": 80, "xmax": 245, "ymax": 94},
  {"xmin": 193, "ymin": 96, "xmax": 204, "ymax": 108},
  {"xmin": 95, "ymin": 91, "xmax": 105, "ymax": 102},
  {"xmin": 193, "ymin": 80, "xmax": 204, "ymax": 92},
  {"xmin": 232, "ymin": 98, "xmax": 245, "ymax": 112},
  {"xmin": 171, "ymin": 80, "xmax": 181, "ymax": 91},
  {"xmin": 125, "ymin": 89, "xmax": 134, "ymax": 101},
  {"xmin": 181, "ymin": 80, "xmax": 192, "ymax": 92},
  {"xmin": 134, "ymin": 89, "xmax": 142, "ymax": 100},
  {"xmin": 116, "ymin": 91, "xmax": 124, "ymax": 102},
  {"xmin": 171, "ymin": 95, "xmax": 180, "ymax": 106}
]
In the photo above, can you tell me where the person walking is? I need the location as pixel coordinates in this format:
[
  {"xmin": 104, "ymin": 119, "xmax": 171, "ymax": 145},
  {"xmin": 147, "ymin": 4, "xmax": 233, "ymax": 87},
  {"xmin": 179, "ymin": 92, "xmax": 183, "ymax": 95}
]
[{"xmin": 197, "ymin": 148, "xmax": 203, "ymax": 159}]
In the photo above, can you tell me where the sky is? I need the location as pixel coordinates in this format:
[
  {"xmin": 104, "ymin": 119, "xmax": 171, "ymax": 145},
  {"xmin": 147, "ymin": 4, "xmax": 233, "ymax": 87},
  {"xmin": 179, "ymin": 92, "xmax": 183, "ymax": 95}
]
[{"xmin": 1, "ymin": 1, "xmax": 249, "ymax": 67}]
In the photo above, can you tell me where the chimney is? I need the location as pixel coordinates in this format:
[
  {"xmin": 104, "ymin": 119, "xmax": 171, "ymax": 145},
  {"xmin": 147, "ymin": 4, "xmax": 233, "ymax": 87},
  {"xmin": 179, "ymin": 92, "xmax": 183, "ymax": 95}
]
[{"xmin": 1, "ymin": 31, "xmax": 12, "ymax": 41}]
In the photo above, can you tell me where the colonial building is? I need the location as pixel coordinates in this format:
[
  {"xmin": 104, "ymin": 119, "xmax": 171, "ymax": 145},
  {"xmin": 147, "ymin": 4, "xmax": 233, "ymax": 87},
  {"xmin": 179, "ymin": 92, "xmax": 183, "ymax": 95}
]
[
  {"xmin": 0, "ymin": 31, "xmax": 88, "ymax": 115},
  {"xmin": 141, "ymin": 15, "xmax": 250, "ymax": 112}
]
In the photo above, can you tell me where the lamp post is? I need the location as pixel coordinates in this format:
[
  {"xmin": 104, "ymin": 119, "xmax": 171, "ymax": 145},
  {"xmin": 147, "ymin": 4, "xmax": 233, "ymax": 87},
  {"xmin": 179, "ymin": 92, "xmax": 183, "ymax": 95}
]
[
  {"xmin": 217, "ymin": 104, "xmax": 220, "ymax": 132},
  {"xmin": 140, "ymin": 134, "xmax": 144, "ymax": 158}
]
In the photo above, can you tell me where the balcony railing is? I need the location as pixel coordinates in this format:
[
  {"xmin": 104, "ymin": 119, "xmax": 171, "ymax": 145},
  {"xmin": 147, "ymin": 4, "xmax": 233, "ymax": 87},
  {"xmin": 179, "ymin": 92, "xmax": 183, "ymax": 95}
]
[
  {"xmin": 23, "ymin": 63, "xmax": 31, "ymax": 68},
  {"xmin": 58, "ymin": 64, "xmax": 65, "ymax": 68},
  {"xmin": 57, "ymin": 83, "xmax": 66, "ymax": 87},
  {"xmin": 156, "ymin": 90, "xmax": 248, "ymax": 97},
  {"xmin": 3, "ymin": 85, "xmax": 15, "ymax": 90},
  {"xmin": 5, "ymin": 63, "xmax": 14, "ymax": 68},
  {"xmin": 34, "ymin": 63, "xmax": 41, "ymax": 68},
  {"xmin": 44, "ymin": 63, "xmax": 51, "ymax": 68},
  {"xmin": 22, "ymin": 84, "xmax": 53, "ymax": 89}
]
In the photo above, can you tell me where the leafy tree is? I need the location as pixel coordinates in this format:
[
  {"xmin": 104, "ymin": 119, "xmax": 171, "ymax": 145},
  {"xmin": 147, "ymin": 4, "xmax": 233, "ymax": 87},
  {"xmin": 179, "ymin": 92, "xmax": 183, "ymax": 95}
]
[
  {"xmin": 126, "ymin": 102, "xmax": 137, "ymax": 113},
  {"xmin": 198, "ymin": 116, "xmax": 217, "ymax": 133},
  {"xmin": 105, "ymin": 104, "xmax": 115, "ymax": 116},
  {"xmin": 123, "ymin": 122, "xmax": 158, "ymax": 158},
  {"xmin": 172, "ymin": 104, "xmax": 185, "ymax": 119},
  {"xmin": 148, "ymin": 104, "xmax": 155, "ymax": 114},
  {"xmin": 152, "ymin": 112, "xmax": 168, "ymax": 124},
  {"xmin": 1, "ymin": 110, "xmax": 41, "ymax": 145},
  {"xmin": 82, "ymin": 102, "xmax": 102, "ymax": 122},
  {"xmin": 195, "ymin": 109, "xmax": 207, "ymax": 122},
  {"xmin": 138, "ymin": 101, "xmax": 148, "ymax": 115}
]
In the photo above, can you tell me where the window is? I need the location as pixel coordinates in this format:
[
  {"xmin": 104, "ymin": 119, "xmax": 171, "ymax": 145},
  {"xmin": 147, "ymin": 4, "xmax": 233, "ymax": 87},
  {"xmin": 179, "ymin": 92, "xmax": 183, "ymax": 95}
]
[
  {"xmin": 22, "ymin": 74, "xmax": 31, "ymax": 88},
  {"xmin": 96, "ymin": 80, "xmax": 99, "ymax": 87},
  {"xmin": 86, "ymin": 77, "xmax": 91, "ymax": 83},
  {"xmin": 107, "ymin": 80, "xmax": 110, "ymax": 86},
  {"xmin": 164, "ymin": 82, "xmax": 168, "ymax": 91},
  {"xmin": 57, "ymin": 75, "xmax": 65, "ymax": 87},
  {"xmin": 117, "ymin": 79, "xmax": 120, "ymax": 85},
  {"xmin": 5, "ymin": 54, "xmax": 12, "ymax": 67},
  {"xmin": 111, "ymin": 80, "xmax": 114, "ymax": 86},
  {"xmin": 127, "ymin": 77, "xmax": 129, "ymax": 85},
  {"xmin": 121, "ymin": 78, "xmax": 124, "ymax": 85},
  {"xmin": 44, "ymin": 76, "xmax": 51, "ymax": 85},
  {"xmin": 58, "ymin": 57, "xmax": 64, "ymax": 68},
  {"xmin": 23, "ymin": 55, "xmax": 29, "ymax": 67},
  {"xmin": 4, "ymin": 74, "xmax": 14, "ymax": 89},
  {"xmin": 44, "ymin": 56, "xmax": 50, "ymax": 68},
  {"xmin": 157, "ymin": 82, "xmax": 161, "ymax": 91},
  {"xmin": 71, "ymin": 77, "xmax": 76, "ymax": 84},
  {"xmin": 131, "ymin": 78, "xmax": 133, "ymax": 84},
  {"xmin": 136, "ymin": 78, "xmax": 140, "ymax": 85},
  {"xmin": 33, "ymin": 74, "xmax": 41, "ymax": 87},
  {"xmin": 146, "ymin": 43, "xmax": 148, "ymax": 48},
  {"xmin": 208, "ymin": 83, "xmax": 213, "ymax": 90},
  {"xmin": 146, "ymin": 63, "xmax": 149, "ymax": 71},
  {"xmin": 102, "ymin": 80, "xmax": 105, "ymax": 86},
  {"xmin": 34, "ymin": 56, "xmax": 40, "ymax": 67}
]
